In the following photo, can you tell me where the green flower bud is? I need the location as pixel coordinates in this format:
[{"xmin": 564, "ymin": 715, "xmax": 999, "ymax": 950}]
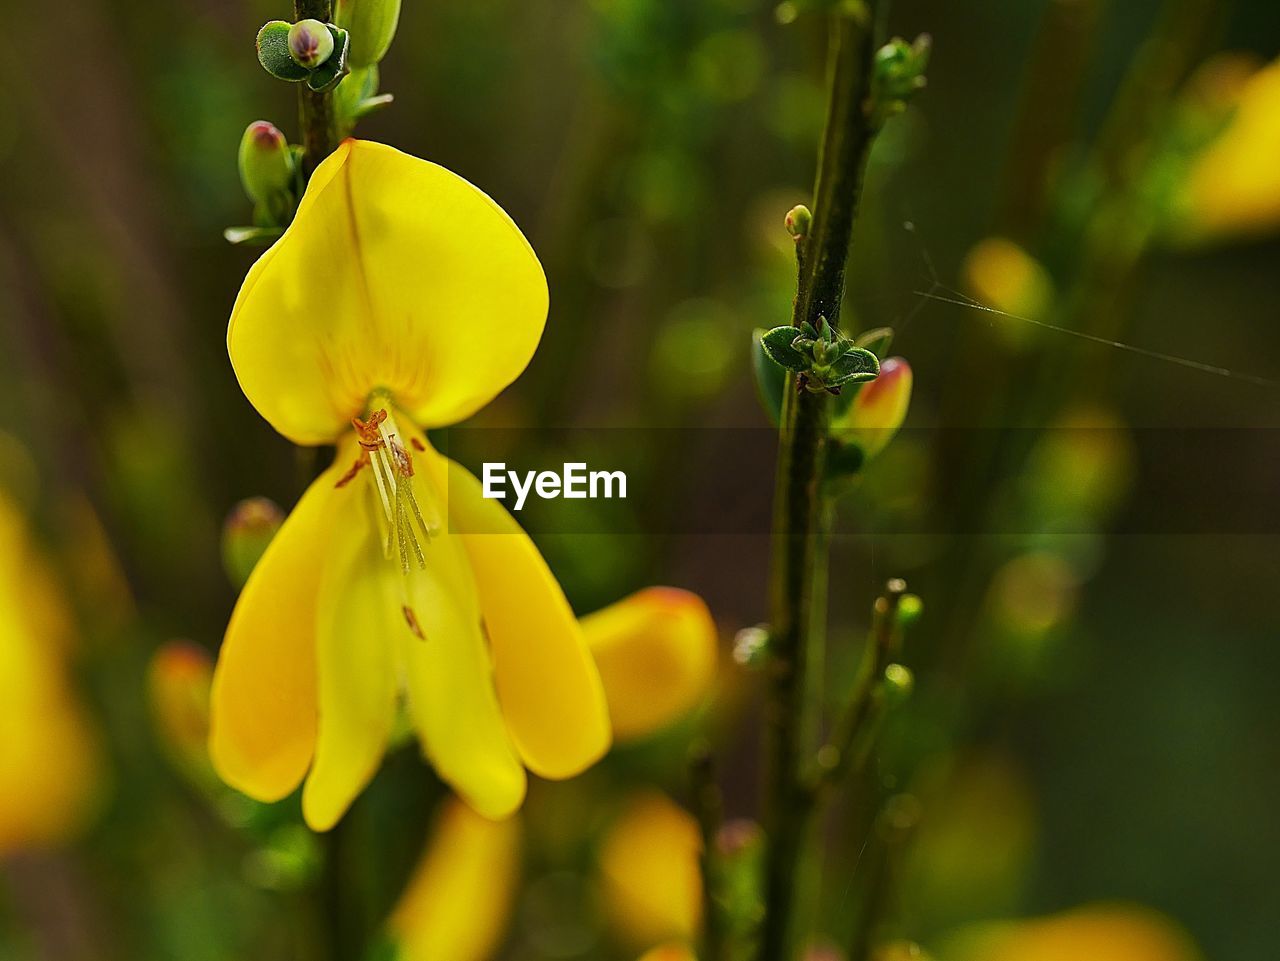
[
  {"xmin": 237, "ymin": 122, "xmax": 294, "ymax": 206},
  {"xmin": 288, "ymin": 18, "xmax": 335, "ymax": 69},
  {"xmin": 222, "ymin": 497, "xmax": 284, "ymax": 587},
  {"xmin": 336, "ymin": 0, "xmax": 402, "ymax": 68},
  {"xmin": 785, "ymin": 203, "xmax": 812, "ymax": 239}
]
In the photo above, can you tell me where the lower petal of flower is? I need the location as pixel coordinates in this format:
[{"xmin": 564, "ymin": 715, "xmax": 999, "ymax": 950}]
[
  {"xmin": 209, "ymin": 468, "xmax": 338, "ymax": 801},
  {"xmin": 399, "ymin": 463, "xmax": 525, "ymax": 820},
  {"xmin": 301, "ymin": 493, "xmax": 399, "ymax": 832},
  {"xmin": 427, "ymin": 454, "xmax": 611, "ymax": 780}
]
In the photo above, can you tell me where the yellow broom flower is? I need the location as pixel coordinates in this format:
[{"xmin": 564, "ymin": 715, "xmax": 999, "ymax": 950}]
[
  {"xmin": 385, "ymin": 798, "xmax": 522, "ymax": 961},
  {"xmin": 0, "ymin": 490, "xmax": 103, "ymax": 851},
  {"xmin": 209, "ymin": 140, "xmax": 610, "ymax": 830}
]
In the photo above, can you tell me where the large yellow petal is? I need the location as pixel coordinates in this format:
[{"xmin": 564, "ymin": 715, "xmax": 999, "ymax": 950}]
[
  {"xmin": 582, "ymin": 587, "xmax": 718, "ymax": 742},
  {"xmin": 301, "ymin": 478, "xmax": 399, "ymax": 832},
  {"xmin": 228, "ymin": 140, "xmax": 549, "ymax": 446},
  {"xmin": 399, "ymin": 463, "xmax": 526, "ymax": 820},
  {"xmin": 209, "ymin": 466, "xmax": 340, "ymax": 802},
  {"xmin": 425, "ymin": 452, "xmax": 610, "ymax": 780},
  {"xmin": 388, "ymin": 798, "xmax": 522, "ymax": 961}
]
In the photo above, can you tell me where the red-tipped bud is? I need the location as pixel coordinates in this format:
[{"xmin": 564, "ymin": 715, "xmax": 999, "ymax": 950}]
[
  {"xmin": 785, "ymin": 204, "xmax": 813, "ymax": 239},
  {"xmin": 237, "ymin": 122, "xmax": 294, "ymax": 209},
  {"xmin": 288, "ymin": 18, "xmax": 335, "ymax": 69},
  {"xmin": 147, "ymin": 641, "xmax": 214, "ymax": 777}
]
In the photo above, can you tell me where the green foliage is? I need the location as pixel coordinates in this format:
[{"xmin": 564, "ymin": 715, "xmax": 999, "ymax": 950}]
[
  {"xmin": 759, "ymin": 319, "xmax": 881, "ymax": 394},
  {"xmin": 256, "ymin": 20, "xmax": 351, "ymax": 92}
]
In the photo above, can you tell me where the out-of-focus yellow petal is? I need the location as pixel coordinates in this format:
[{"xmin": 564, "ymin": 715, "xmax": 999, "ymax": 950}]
[
  {"xmin": 427, "ymin": 452, "xmax": 610, "ymax": 779},
  {"xmin": 388, "ymin": 798, "xmax": 522, "ymax": 961},
  {"xmin": 637, "ymin": 946, "xmax": 698, "ymax": 961},
  {"xmin": 400, "ymin": 460, "xmax": 525, "ymax": 820},
  {"xmin": 1182, "ymin": 58, "xmax": 1280, "ymax": 239},
  {"xmin": 0, "ymin": 492, "xmax": 102, "ymax": 852},
  {"xmin": 209, "ymin": 466, "xmax": 341, "ymax": 802},
  {"xmin": 599, "ymin": 791, "xmax": 702, "ymax": 948},
  {"xmin": 961, "ymin": 237, "xmax": 1053, "ymax": 326},
  {"xmin": 301, "ymin": 465, "xmax": 399, "ymax": 831},
  {"xmin": 582, "ymin": 587, "xmax": 717, "ymax": 741},
  {"xmin": 228, "ymin": 140, "xmax": 549, "ymax": 445},
  {"xmin": 945, "ymin": 904, "xmax": 1202, "ymax": 961}
]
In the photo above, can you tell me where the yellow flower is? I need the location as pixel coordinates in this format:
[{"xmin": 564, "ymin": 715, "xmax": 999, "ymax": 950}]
[
  {"xmin": 385, "ymin": 798, "xmax": 521, "ymax": 961},
  {"xmin": 0, "ymin": 490, "xmax": 103, "ymax": 852},
  {"xmin": 1181, "ymin": 57, "xmax": 1280, "ymax": 240},
  {"xmin": 944, "ymin": 903, "xmax": 1202, "ymax": 961},
  {"xmin": 209, "ymin": 140, "xmax": 610, "ymax": 830},
  {"xmin": 637, "ymin": 946, "xmax": 698, "ymax": 961},
  {"xmin": 599, "ymin": 791, "xmax": 703, "ymax": 948},
  {"xmin": 583, "ymin": 587, "xmax": 718, "ymax": 741},
  {"xmin": 961, "ymin": 237, "xmax": 1053, "ymax": 325}
]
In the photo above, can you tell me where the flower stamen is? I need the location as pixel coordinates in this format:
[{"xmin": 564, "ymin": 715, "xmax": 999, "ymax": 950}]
[{"xmin": 350, "ymin": 402, "xmax": 438, "ymax": 576}]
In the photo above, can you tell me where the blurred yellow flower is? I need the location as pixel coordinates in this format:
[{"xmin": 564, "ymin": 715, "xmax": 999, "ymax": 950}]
[
  {"xmin": 0, "ymin": 491, "xmax": 103, "ymax": 852},
  {"xmin": 944, "ymin": 903, "xmax": 1202, "ymax": 961},
  {"xmin": 599, "ymin": 791, "xmax": 702, "ymax": 948},
  {"xmin": 961, "ymin": 237, "xmax": 1053, "ymax": 325},
  {"xmin": 385, "ymin": 798, "xmax": 522, "ymax": 961},
  {"xmin": 210, "ymin": 140, "xmax": 610, "ymax": 830},
  {"xmin": 583, "ymin": 587, "xmax": 718, "ymax": 741},
  {"xmin": 1181, "ymin": 57, "xmax": 1280, "ymax": 240},
  {"xmin": 637, "ymin": 945, "xmax": 698, "ymax": 961}
]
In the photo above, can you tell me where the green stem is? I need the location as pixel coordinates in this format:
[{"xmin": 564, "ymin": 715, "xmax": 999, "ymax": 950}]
[
  {"xmin": 813, "ymin": 581, "xmax": 904, "ymax": 792},
  {"xmin": 295, "ymin": 0, "xmax": 338, "ymax": 174},
  {"xmin": 759, "ymin": 6, "xmax": 882, "ymax": 960},
  {"xmin": 691, "ymin": 744, "xmax": 727, "ymax": 961}
]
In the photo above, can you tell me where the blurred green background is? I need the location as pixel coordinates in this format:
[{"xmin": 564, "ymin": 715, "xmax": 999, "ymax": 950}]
[{"xmin": 1, "ymin": 0, "xmax": 1278, "ymax": 958}]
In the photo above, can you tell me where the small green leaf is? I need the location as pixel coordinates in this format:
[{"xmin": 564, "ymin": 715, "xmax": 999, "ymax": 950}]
[
  {"xmin": 828, "ymin": 346, "xmax": 881, "ymax": 385},
  {"xmin": 855, "ymin": 326, "xmax": 894, "ymax": 359},
  {"xmin": 798, "ymin": 320, "xmax": 819, "ymax": 340},
  {"xmin": 224, "ymin": 225, "xmax": 285, "ymax": 245},
  {"xmin": 752, "ymin": 328, "xmax": 786, "ymax": 426},
  {"xmin": 760, "ymin": 326, "xmax": 810, "ymax": 372},
  {"xmin": 306, "ymin": 25, "xmax": 350, "ymax": 91},
  {"xmin": 257, "ymin": 21, "xmax": 309, "ymax": 81}
]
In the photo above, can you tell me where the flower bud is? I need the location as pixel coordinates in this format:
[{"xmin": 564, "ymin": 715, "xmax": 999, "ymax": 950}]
[
  {"xmin": 237, "ymin": 122, "xmax": 295, "ymax": 208},
  {"xmin": 835, "ymin": 356, "xmax": 913, "ymax": 458},
  {"xmin": 785, "ymin": 204, "xmax": 812, "ymax": 239},
  {"xmin": 288, "ymin": 19, "xmax": 335, "ymax": 69},
  {"xmin": 147, "ymin": 641, "xmax": 214, "ymax": 778},
  {"xmin": 222, "ymin": 497, "xmax": 284, "ymax": 588},
  {"xmin": 336, "ymin": 0, "xmax": 402, "ymax": 68}
]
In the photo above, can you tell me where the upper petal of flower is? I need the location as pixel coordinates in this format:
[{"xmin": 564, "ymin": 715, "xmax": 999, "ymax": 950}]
[{"xmin": 228, "ymin": 140, "xmax": 549, "ymax": 445}]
